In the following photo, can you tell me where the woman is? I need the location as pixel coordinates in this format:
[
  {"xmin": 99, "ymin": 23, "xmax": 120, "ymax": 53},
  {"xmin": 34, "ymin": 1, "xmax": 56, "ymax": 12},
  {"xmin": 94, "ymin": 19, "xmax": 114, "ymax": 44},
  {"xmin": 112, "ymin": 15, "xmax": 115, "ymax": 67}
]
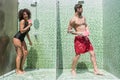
[{"xmin": 13, "ymin": 8, "xmax": 32, "ymax": 74}]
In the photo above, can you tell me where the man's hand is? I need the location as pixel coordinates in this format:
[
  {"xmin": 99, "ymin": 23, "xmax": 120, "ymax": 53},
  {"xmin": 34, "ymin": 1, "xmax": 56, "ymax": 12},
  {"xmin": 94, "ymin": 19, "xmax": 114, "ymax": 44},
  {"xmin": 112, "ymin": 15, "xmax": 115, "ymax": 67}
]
[
  {"xmin": 77, "ymin": 32, "xmax": 84, "ymax": 36},
  {"xmin": 67, "ymin": 30, "xmax": 73, "ymax": 33}
]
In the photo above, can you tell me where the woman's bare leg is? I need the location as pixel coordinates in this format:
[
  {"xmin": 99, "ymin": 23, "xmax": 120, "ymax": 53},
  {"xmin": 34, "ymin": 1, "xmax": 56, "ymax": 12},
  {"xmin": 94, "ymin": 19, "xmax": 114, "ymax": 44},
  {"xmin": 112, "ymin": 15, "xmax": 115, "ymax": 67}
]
[
  {"xmin": 13, "ymin": 38, "xmax": 24, "ymax": 74},
  {"xmin": 20, "ymin": 41, "xmax": 28, "ymax": 72}
]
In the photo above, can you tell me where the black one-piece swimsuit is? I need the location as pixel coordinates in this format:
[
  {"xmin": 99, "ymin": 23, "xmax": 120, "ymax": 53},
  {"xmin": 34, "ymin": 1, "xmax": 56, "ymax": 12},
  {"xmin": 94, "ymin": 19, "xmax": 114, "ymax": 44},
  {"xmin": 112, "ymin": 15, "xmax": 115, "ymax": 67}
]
[{"xmin": 14, "ymin": 21, "xmax": 30, "ymax": 42}]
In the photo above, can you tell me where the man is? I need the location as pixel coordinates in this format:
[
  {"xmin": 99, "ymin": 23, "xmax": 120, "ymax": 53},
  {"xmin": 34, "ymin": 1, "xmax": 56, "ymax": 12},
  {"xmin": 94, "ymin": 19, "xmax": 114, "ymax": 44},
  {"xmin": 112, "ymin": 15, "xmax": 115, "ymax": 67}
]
[{"xmin": 67, "ymin": 4, "xmax": 102, "ymax": 76}]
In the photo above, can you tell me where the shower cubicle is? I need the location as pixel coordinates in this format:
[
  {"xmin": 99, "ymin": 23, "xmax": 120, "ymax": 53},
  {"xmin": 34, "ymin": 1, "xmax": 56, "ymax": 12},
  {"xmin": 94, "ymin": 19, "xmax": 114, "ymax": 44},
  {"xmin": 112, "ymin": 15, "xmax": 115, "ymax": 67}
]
[{"xmin": 0, "ymin": 0, "xmax": 120, "ymax": 80}]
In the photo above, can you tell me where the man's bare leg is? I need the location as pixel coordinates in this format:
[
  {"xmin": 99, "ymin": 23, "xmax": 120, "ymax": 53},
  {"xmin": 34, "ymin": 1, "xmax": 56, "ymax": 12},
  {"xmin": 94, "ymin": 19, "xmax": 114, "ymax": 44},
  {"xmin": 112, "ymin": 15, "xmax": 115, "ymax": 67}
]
[
  {"xmin": 71, "ymin": 54, "xmax": 80, "ymax": 76},
  {"xmin": 89, "ymin": 51, "xmax": 103, "ymax": 75}
]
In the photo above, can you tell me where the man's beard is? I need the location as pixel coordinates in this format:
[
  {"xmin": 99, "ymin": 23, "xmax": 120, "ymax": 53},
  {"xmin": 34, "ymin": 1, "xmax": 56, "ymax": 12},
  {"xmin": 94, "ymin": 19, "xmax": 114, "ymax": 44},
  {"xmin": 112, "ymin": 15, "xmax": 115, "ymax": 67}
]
[{"xmin": 78, "ymin": 12, "xmax": 82, "ymax": 16}]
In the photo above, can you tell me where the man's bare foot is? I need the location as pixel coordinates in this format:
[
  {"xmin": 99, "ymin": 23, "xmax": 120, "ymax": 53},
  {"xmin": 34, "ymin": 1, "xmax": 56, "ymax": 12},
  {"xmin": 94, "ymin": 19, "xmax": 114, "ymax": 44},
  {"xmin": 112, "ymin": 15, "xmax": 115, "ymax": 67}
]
[
  {"xmin": 94, "ymin": 71, "xmax": 103, "ymax": 75},
  {"xmin": 16, "ymin": 70, "xmax": 25, "ymax": 74},
  {"xmin": 71, "ymin": 70, "xmax": 77, "ymax": 76}
]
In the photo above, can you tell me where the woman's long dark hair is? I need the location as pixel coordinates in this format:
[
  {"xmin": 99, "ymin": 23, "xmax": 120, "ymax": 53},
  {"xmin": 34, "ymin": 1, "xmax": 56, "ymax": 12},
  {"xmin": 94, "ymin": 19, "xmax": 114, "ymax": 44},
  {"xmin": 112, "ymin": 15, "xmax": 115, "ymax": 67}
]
[{"xmin": 18, "ymin": 8, "xmax": 31, "ymax": 21}]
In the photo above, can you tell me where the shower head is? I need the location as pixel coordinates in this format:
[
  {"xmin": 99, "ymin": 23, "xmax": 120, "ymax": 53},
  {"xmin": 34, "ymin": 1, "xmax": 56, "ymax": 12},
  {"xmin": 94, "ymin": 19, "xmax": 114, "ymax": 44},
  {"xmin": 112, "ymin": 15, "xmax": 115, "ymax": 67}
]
[
  {"xmin": 78, "ymin": 1, "xmax": 84, "ymax": 4},
  {"xmin": 31, "ymin": 2, "xmax": 37, "ymax": 7}
]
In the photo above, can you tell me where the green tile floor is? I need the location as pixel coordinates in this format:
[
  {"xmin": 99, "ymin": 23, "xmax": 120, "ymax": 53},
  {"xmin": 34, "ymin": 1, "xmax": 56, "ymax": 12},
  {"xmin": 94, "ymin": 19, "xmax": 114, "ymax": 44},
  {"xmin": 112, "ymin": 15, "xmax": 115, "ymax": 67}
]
[
  {"xmin": 0, "ymin": 69, "xmax": 119, "ymax": 80},
  {"xmin": 57, "ymin": 69, "xmax": 120, "ymax": 80},
  {"xmin": 0, "ymin": 69, "xmax": 56, "ymax": 80}
]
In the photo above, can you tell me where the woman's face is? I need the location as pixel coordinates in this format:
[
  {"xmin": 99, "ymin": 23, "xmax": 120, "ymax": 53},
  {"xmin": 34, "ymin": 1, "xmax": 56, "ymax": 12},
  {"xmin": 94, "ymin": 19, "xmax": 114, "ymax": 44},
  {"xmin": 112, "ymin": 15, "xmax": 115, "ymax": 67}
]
[{"xmin": 23, "ymin": 12, "xmax": 28, "ymax": 20}]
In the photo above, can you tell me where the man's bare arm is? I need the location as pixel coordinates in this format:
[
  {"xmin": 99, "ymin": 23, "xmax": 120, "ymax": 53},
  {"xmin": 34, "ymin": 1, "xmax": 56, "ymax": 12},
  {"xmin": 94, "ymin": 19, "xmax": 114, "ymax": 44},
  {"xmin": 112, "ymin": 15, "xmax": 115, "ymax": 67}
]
[
  {"xmin": 84, "ymin": 17, "xmax": 90, "ymax": 36},
  {"xmin": 67, "ymin": 19, "xmax": 74, "ymax": 33},
  {"xmin": 67, "ymin": 19, "xmax": 83, "ymax": 35}
]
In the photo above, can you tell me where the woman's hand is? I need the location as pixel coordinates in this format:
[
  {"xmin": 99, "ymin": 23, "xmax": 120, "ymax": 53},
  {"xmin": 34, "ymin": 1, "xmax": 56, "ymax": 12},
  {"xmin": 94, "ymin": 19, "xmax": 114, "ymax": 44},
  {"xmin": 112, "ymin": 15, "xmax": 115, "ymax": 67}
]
[
  {"xmin": 29, "ymin": 41, "xmax": 32, "ymax": 46},
  {"xmin": 28, "ymin": 23, "xmax": 32, "ymax": 27},
  {"xmin": 28, "ymin": 19, "xmax": 32, "ymax": 27}
]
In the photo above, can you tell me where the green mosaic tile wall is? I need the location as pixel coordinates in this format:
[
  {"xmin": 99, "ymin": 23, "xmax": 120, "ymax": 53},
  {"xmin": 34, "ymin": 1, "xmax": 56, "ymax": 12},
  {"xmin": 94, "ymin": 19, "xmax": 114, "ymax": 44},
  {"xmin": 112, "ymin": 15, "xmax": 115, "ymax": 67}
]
[
  {"xmin": 19, "ymin": 0, "xmax": 103, "ymax": 70},
  {"xmin": 18, "ymin": 0, "xmax": 56, "ymax": 68},
  {"xmin": 59, "ymin": 0, "xmax": 103, "ymax": 69},
  {"xmin": 103, "ymin": 0, "xmax": 120, "ymax": 78}
]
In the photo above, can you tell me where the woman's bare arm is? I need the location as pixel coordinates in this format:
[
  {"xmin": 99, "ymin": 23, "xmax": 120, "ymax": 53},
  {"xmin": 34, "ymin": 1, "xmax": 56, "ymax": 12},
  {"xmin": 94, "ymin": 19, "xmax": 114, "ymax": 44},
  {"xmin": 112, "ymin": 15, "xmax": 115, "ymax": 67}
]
[{"xmin": 19, "ymin": 20, "xmax": 31, "ymax": 33}]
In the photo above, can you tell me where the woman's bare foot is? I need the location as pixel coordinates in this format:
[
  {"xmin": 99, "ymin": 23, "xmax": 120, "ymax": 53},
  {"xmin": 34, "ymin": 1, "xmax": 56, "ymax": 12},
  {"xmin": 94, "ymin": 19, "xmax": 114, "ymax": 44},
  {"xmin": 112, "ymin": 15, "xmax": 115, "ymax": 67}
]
[
  {"xmin": 94, "ymin": 70, "xmax": 103, "ymax": 75},
  {"xmin": 20, "ymin": 68, "xmax": 25, "ymax": 73},
  {"xmin": 71, "ymin": 70, "xmax": 77, "ymax": 76},
  {"xmin": 21, "ymin": 70, "xmax": 25, "ymax": 73},
  {"xmin": 16, "ymin": 69, "xmax": 25, "ymax": 74}
]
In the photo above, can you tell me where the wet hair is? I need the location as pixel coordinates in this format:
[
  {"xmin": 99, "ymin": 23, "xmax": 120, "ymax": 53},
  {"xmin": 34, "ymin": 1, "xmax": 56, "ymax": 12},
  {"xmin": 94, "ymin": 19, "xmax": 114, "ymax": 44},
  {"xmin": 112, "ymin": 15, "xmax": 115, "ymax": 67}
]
[
  {"xmin": 74, "ymin": 4, "xmax": 82, "ymax": 12},
  {"xmin": 18, "ymin": 8, "xmax": 31, "ymax": 21}
]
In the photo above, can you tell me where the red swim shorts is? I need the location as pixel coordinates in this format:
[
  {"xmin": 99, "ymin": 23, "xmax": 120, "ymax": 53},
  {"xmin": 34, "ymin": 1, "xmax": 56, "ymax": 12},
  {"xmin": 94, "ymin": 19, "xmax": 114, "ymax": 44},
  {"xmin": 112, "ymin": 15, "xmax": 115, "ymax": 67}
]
[{"xmin": 74, "ymin": 35, "xmax": 94, "ymax": 55}]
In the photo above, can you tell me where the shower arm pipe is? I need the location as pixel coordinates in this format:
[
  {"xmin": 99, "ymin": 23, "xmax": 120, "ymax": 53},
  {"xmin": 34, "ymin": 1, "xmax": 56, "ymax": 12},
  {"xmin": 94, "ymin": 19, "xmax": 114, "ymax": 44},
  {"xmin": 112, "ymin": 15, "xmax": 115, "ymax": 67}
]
[{"xmin": 35, "ymin": 1, "xmax": 37, "ymax": 19}]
